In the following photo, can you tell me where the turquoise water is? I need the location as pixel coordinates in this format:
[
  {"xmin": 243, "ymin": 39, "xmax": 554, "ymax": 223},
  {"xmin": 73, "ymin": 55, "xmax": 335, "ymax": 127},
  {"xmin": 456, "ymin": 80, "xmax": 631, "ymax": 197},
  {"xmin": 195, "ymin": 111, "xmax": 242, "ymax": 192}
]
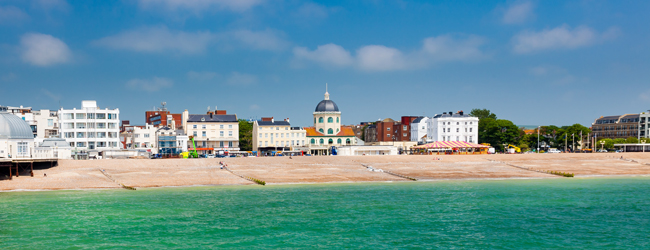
[{"xmin": 1, "ymin": 178, "xmax": 649, "ymax": 249}]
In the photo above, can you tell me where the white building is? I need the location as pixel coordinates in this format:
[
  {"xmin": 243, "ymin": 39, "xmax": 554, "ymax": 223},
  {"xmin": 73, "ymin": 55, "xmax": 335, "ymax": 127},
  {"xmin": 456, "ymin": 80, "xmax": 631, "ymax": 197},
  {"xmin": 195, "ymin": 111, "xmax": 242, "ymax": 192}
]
[
  {"xmin": 34, "ymin": 138, "xmax": 72, "ymax": 159},
  {"xmin": 0, "ymin": 110, "xmax": 35, "ymax": 159},
  {"xmin": 305, "ymin": 89, "xmax": 357, "ymax": 155},
  {"xmin": 426, "ymin": 111, "xmax": 478, "ymax": 143},
  {"xmin": 5, "ymin": 106, "xmax": 59, "ymax": 143},
  {"xmin": 58, "ymin": 100, "xmax": 120, "ymax": 151},
  {"xmin": 410, "ymin": 116, "xmax": 429, "ymax": 143},
  {"xmin": 252, "ymin": 117, "xmax": 307, "ymax": 154},
  {"xmin": 131, "ymin": 124, "xmax": 158, "ymax": 151},
  {"xmin": 182, "ymin": 109, "xmax": 239, "ymax": 154},
  {"xmin": 640, "ymin": 110, "xmax": 650, "ymax": 140}
]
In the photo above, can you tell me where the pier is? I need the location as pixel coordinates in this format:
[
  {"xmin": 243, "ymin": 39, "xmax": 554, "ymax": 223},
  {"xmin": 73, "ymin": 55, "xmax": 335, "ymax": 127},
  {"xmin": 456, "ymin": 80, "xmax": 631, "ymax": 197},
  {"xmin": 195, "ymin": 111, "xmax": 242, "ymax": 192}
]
[{"xmin": 0, "ymin": 158, "xmax": 58, "ymax": 180}]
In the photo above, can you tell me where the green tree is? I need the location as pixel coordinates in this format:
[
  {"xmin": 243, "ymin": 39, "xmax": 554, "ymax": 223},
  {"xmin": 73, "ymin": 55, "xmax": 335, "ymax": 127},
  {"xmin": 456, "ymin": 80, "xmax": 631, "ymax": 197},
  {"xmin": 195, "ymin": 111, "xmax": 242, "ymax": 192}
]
[
  {"xmin": 238, "ymin": 119, "xmax": 253, "ymax": 151},
  {"xmin": 470, "ymin": 109, "xmax": 497, "ymax": 120},
  {"xmin": 626, "ymin": 137, "xmax": 639, "ymax": 143},
  {"xmin": 597, "ymin": 138, "xmax": 614, "ymax": 150},
  {"xmin": 481, "ymin": 119, "xmax": 520, "ymax": 151}
]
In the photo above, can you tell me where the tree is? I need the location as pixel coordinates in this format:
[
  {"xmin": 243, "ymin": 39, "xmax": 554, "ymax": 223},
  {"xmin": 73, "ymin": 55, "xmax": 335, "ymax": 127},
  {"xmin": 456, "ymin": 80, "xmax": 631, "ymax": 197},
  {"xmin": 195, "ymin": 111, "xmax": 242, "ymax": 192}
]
[
  {"xmin": 238, "ymin": 119, "xmax": 253, "ymax": 151},
  {"xmin": 597, "ymin": 138, "xmax": 614, "ymax": 150},
  {"xmin": 626, "ymin": 137, "xmax": 639, "ymax": 143},
  {"xmin": 480, "ymin": 119, "xmax": 520, "ymax": 151},
  {"xmin": 470, "ymin": 109, "xmax": 497, "ymax": 120}
]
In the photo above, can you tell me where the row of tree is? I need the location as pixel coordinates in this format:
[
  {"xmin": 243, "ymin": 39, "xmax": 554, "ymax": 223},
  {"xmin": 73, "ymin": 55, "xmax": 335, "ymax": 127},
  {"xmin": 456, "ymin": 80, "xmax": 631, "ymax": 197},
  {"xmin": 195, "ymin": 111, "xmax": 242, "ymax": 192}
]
[{"xmin": 471, "ymin": 109, "xmax": 592, "ymax": 152}]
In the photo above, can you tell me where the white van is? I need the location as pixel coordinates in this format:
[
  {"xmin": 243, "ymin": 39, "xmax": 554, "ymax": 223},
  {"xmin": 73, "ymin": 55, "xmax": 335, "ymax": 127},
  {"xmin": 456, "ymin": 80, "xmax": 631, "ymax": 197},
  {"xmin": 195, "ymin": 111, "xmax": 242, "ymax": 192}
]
[{"xmin": 547, "ymin": 148, "xmax": 561, "ymax": 153}]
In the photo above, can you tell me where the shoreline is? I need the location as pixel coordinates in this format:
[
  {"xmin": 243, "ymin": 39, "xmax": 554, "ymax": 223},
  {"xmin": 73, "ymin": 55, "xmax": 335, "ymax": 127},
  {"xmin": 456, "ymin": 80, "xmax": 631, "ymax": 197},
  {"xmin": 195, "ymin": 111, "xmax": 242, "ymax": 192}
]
[{"xmin": 2, "ymin": 153, "xmax": 650, "ymax": 192}]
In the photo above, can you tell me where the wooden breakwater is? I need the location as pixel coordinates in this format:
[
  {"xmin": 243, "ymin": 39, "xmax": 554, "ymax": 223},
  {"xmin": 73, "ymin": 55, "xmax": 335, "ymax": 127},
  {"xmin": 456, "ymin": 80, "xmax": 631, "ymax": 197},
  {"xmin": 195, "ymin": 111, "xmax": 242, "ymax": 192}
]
[
  {"xmin": 100, "ymin": 169, "xmax": 137, "ymax": 190},
  {"xmin": 220, "ymin": 164, "xmax": 266, "ymax": 185},
  {"xmin": 485, "ymin": 159, "xmax": 574, "ymax": 178},
  {"xmin": 361, "ymin": 164, "xmax": 417, "ymax": 181}
]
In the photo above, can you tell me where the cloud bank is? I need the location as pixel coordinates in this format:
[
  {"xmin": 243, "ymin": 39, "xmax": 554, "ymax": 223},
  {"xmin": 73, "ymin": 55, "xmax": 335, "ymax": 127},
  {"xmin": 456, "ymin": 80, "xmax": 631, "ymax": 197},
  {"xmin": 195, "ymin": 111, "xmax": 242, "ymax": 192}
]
[
  {"xmin": 126, "ymin": 77, "xmax": 174, "ymax": 92},
  {"xmin": 137, "ymin": 0, "xmax": 264, "ymax": 13},
  {"xmin": 512, "ymin": 25, "xmax": 619, "ymax": 54},
  {"xmin": 20, "ymin": 33, "xmax": 71, "ymax": 66},
  {"xmin": 502, "ymin": 1, "xmax": 534, "ymax": 24},
  {"xmin": 293, "ymin": 34, "xmax": 487, "ymax": 71}
]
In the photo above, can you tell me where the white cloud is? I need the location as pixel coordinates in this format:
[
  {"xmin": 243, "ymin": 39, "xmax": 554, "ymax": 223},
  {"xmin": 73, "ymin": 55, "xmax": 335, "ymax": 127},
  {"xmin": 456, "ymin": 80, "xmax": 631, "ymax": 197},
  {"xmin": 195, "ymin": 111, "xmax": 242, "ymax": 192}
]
[
  {"xmin": 32, "ymin": 0, "xmax": 70, "ymax": 12},
  {"xmin": 230, "ymin": 29, "xmax": 288, "ymax": 51},
  {"xmin": 293, "ymin": 43, "xmax": 354, "ymax": 67},
  {"xmin": 296, "ymin": 2, "xmax": 329, "ymax": 19},
  {"xmin": 512, "ymin": 25, "xmax": 618, "ymax": 54},
  {"xmin": 93, "ymin": 26, "xmax": 215, "ymax": 54},
  {"xmin": 126, "ymin": 77, "xmax": 173, "ymax": 92},
  {"xmin": 0, "ymin": 6, "xmax": 29, "ymax": 24},
  {"xmin": 227, "ymin": 72, "xmax": 256, "ymax": 86},
  {"xmin": 188, "ymin": 71, "xmax": 218, "ymax": 81},
  {"xmin": 356, "ymin": 45, "xmax": 407, "ymax": 71},
  {"xmin": 502, "ymin": 1, "xmax": 534, "ymax": 24},
  {"xmin": 421, "ymin": 35, "xmax": 486, "ymax": 62},
  {"xmin": 293, "ymin": 34, "xmax": 486, "ymax": 71},
  {"xmin": 137, "ymin": 0, "xmax": 264, "ymax": 13},
  {"xmin": 20, "ymin": 33, "xmax": 71, "ymax": 66}
]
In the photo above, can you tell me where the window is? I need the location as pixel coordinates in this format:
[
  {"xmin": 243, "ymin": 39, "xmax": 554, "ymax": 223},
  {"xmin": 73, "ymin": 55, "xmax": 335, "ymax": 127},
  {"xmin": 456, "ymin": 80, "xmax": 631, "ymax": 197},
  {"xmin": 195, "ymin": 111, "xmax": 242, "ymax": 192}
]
[
  {"xmin": 76, "ymin": 132, "xmax": 85, "ymax": 138},
  {"xmin": 229, "ymin": 141, "xmax": 233, "ymax": 147},
  {"xmin": 319, "ymin": 128, "xmax": 324, "ymax": 133},
  {"xmin": 469, "ymin": 136, "xmax": 473, "ymax": 142},
  {"xmin": 265, "ymin": 133, "xmax": 268, "ymax": 138},
  {"xmin": 447, "ymin": 128, "xmax": 450, "ymax": 132},
  {"xmin": 76, "ymin": 123, "xmax": 86, "ymax": 129},
  {"xmin": 346, "ymin": 139, "xmax": 351, "ymax": 144},
  {"xmin": 311, "ymin": 139, "xmax": 315, "ymax": 144},
  {"xmin": 328, "ymin": 139, "xmax": 333, "ymax": 144},
  {"xmin": 220, "ymin": 131, "xmax": 224, "ymax": 137},
  {"xmin": 456, "ymin": 128, "xmax": 459, "ymax": 132},
  {"xmin": 202, "ymin": 125, "xmax": 206, "ymax": 129},
  {"xmin": 328, "ymin": 117, "xmax": 333, "ymax": 123},
  {"xmin": 76, "ymin": 113, "xmax": 85, "ymax": 119},
  {"xmin": 48, "ymin": 119, "xmax": 54, "ymax": 127},
  {"xmin": 302, "ymin": 140, "xmax": 305, "ymax": 145},
  {"xmin": 265, "ymin": 141, "xmax": 268, "ymax": 147},
  {"xmin": 320, "ymin": 139, "xmax": 324, "ymax": 144},
  {"xmin": 64, "ymin": 123, "xmax": 74, "ymax": 129},
  {"xmin": 220, "ymin": 125, "xmax": 224, "ymax": 129},
  {"xmin": 63, "ymin": 113, "xmax": 74, "ymax": 119},
  {"xmin": 281, "ymin": 133, "xmax": 284, "ymax": 138},
  {"xmin": 108, "ymin": 123, "xmax": 116, "ymax": 129},
  {"xmin": 87, "ymin": 113, "xmax": 95, "ymax": 119},
  {"xmin": 229, "ymin": 131, "xmax": 233, "ymax": 136},
  {"xmin": 457, "ymin": 122, "xmax": 459, "ymax": 125},
  {"xmin": 76, "ymin": 142, "xmax": 86, "ymax": 147},
  {"xmin": 98, "ymin": 132, "xmax": 106, "ymax": 138},
  {"xmin": 403, "ymin": 133, "xmax": 407, "ymax": 137},
  {"xmin": 465, "ymin": 128, "xmax": 467, "ymax": 132},
  {"xmin": 291, "ymin": 140, "xmax": 294, "ymax": 145},
  {"xmin": 285, "ymin": 127, "xmax": 288, "ymax": 130},
  {"xmin": 202, "ymin": 131, "xmax": 206, "ymax": 137},
  {"xmin": 229, "ymin": 125, "xmax": 233, "ymax": 129},
  {"xmin": 97, "ymin": 123, "xmax": 106, "ymax": 129},
  {"xmin": 193, "ymin": 131, "xmax": 197, "ymax": 137},
  {"xmin": 96, "ymin": 113, "xmax": 106, "ymax": 119},
  {"xmin": 470, "ymin": 128, "xmax": 472, "ymax": 132},
  {"xmin": 193, "ymin": 125, "xmax": 197, "ymax": 129},
  {"xmin": 98, "ymin": 142, "xmax": 106, "ymax": 147},
  {"xmin": 17, "ymin": 142, "xmax": 28, "ymax": 156},
  {"xmin": 319, "ymin": 117, "xmax": 324, "ymax": 123},
  {"xmin": 259, "ymin": 133, "xmax": 262, "ymax": 138},
  {"xmin": 64, "ymin": 132, "xmax": 74, "ymax": 138},
  {"xmin": 456, "ymin": 136, "xmax": 459, "ymax": 141},
  {"xmin": 403, "ymin": 125, "xmax": 407, "ymax": 131},
  {"xmin": 387, "ymin": 127, "xmax": 391, "ymax": 131},
  {"xmin": 88, "ymin": 142, "xmax": 95, "ymax": 150},
  {"xmin": 328, "ymin": 128, "xmax": 333, "ymax": 134},
  {"xmin": 108, "ymin": 113, "xmax": 117, "ymax": 120},
  {"xmin": 220, "ymin": 141, "xmax": 224, "ymax": 147},
  {"xmin": 337, "ymin": 117, "xmax": 339, "ymax": 123},
  {"xmin": 144, "ymin": 134, "xmax": 150, "ymax": 138},
  {"xmin": 337, "ymin": 138, "xmax": 341, "ymax": 144},
  {"xmin": 314, "ymin": 118, "xmax": 316, "ymax": 124},
  {"xmin": 87, "ymin": 123, "xmax": 95, "ymax": 129}
]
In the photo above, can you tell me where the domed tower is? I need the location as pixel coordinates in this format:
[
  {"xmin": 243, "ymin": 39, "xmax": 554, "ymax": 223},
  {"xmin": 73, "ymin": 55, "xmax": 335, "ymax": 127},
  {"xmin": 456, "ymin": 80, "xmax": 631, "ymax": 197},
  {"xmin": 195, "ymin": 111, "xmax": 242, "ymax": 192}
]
[{"xmin": 313, "ymin": 86, "xmax": 341, "ymax": 135}]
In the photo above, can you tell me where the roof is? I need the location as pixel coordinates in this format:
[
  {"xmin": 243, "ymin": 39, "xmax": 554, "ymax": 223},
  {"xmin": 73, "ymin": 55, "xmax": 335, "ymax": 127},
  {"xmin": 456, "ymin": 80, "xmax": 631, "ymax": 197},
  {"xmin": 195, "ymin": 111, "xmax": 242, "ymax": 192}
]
[
  {"xmin": 413, "ymin": 141, "xmax": 489, "ymax": 149},
  {"xmin": 433, "ymin": 113, "xmax": 472, "ymax": 118},
  {"xmin": 412, "ymin": 116, "xmax": 427, "ymax": 123},
  {"xmin": 305, "ymin": 126, "xmax": 356, "ymax": 137},
  {"xmin": 187, "ymin": 114, "xmax": 237, "ymax": 122},
  {"xmin": 257, "ymin": 121, "xmax": 290, "ymax": 126},
  {"xmin": 39, "ymin": 138, "xmax": 71, "ymax": 148},
  {"xmin": 0, "ymin": 112, "xmax": 34, "ymax": 139},
  {"xmin": 315, "ymin": 100, "xmax": 339, "ymax": 112}
]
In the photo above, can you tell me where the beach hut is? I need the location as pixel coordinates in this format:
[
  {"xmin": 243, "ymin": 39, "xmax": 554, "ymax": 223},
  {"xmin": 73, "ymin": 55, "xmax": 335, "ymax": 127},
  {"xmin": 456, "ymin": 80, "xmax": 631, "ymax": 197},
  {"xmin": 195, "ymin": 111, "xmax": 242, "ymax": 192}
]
[{"xmin": 412, "ymin": 141, "xmax": 489, "ymax": 155}]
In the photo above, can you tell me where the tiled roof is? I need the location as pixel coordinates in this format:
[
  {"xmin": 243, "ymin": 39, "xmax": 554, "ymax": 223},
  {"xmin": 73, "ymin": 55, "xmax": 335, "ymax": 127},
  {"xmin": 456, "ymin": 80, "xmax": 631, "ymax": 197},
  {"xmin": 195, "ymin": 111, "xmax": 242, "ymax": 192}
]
[
  {"xmin": 187, "ymin": 114, "xmax": 237, "ymax": 122},
  {"xmin": 257, "ymin": 121, "xmax": 290, "ymax": 126},
  {"xmin": 305, "ymin": 126, "xmax": 356, "ymax": 137}
]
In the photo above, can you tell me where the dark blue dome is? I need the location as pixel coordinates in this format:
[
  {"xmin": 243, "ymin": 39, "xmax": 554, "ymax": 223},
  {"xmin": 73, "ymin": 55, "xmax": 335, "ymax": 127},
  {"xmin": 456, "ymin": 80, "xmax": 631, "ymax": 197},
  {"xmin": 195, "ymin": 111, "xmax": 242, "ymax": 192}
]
[{"xmin": 315, "ymin": 100, "xmax": 339, "ymax": 112}]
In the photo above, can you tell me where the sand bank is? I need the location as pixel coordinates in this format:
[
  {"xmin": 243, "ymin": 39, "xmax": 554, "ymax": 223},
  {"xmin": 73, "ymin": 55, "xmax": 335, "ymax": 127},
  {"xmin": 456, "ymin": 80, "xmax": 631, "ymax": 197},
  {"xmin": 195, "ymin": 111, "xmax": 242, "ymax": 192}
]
[{"xmin": 2, "ymin": 153, "xmax": 650, "ymax": 191}]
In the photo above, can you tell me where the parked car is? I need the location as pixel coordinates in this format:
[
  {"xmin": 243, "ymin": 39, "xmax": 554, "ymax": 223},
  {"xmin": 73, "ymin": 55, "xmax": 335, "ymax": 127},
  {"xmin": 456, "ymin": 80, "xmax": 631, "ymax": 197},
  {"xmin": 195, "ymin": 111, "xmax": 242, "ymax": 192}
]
[
  {"xmin": 547, "ymin": 148, "xmax": 561, "ymax": 153},
  {"xmin": 597, "ymin": 149, "xmax": 608, "ymax": 153},
  {"xmin": 206, "ymin": 154, "xmax": 215, "ymax": 158}
]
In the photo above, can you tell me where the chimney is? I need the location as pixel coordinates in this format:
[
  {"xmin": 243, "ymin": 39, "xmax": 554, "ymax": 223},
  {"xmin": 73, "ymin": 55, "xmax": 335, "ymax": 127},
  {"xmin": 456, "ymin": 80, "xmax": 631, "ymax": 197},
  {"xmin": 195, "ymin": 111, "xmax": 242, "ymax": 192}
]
[
  {"xmin": 443, "ymin": 112, "xmax": 447, "ymax": 115},
  {"xmin": 449, "ymin": 111, "xmax": 452, "ymax": 115},
  {"xmin": 210, "ymin": 113, "xmax": 213, "ymax": 119},
  {"xmin": 271, "ymin": 117, "xmax": 274, "ymax": 122},
  {"xmin": 459, "ymin": 110, "xmax": 464, "ymax": 116},
  {"xmin": 285, "ymin": 118, "xmax": 290, "ymax": 123}
]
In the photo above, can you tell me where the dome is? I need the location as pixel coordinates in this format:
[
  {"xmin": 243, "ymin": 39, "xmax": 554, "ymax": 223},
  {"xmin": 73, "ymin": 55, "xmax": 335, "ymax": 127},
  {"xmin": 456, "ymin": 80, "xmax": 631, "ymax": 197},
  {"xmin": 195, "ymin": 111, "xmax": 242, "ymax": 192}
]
[
  {"xmin": 0, "ymin": 112, "xmax": 34, "ymax": 139},
  {"xmin": 315, "ymin": 100, "xmax": 339, "ymax": 112}
]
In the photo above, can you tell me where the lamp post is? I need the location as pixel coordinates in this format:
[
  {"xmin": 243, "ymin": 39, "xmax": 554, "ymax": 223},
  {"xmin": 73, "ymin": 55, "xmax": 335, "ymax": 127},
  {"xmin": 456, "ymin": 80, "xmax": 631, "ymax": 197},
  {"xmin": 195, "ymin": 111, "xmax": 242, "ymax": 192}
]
[
  {"xmin": 600, "ymin": 140, "xmax": 605, "ymax": 152},
  {"xmin": 642, "ymin": 139, "xmax": 647, "ymax": 153},
  {"xmin": 537, "ymin": 126, "xmax": 540, "ymax": 154},
  {"xmin": 572, "ymin": 133, "xmax": 575, "ymax": 153},
  {"xmin": 503, "ymin": 143, "xmax": 507, "ymax": 154}
]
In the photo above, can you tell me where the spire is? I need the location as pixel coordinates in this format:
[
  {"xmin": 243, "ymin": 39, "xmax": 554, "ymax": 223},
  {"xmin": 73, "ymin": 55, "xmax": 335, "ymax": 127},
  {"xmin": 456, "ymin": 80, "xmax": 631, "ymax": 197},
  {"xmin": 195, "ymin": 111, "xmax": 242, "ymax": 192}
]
[{"xmin": 324, "ymin": 83, "xmax": 330, "ymax": 100}]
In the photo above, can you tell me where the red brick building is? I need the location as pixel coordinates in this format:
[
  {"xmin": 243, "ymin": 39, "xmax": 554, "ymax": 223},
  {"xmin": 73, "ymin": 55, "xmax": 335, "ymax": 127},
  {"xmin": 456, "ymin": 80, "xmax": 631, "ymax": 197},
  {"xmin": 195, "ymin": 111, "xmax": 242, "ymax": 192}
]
[
  {"xmin": 145, "ymin": 110, "xmax": 183, "ymax": 128},
  {"xmin": 369, "ymin": 116, "xmax": 420, "ymax": 142}
]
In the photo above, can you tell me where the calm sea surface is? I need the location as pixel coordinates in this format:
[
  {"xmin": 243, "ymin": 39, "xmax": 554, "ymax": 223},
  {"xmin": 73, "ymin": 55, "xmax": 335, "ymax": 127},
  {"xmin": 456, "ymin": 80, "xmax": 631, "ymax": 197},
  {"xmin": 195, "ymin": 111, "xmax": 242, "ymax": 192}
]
[{"xmin": 1, "ymin": 178, "xmax": 649, "ymax": 249}]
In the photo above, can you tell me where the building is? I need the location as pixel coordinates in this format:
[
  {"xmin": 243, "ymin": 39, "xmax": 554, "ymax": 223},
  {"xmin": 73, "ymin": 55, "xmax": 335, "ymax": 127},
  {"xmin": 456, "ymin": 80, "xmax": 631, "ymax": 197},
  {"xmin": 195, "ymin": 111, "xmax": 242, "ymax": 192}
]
[
  {"xmin": 130, "ymin": 124, "xmax": 158, "ymax": 151},
  {"xmin": 252, "ymin": 117, "xmax": 307, "ymax": 155},
  {"xmin": 591, "ymin": 114, "xmax": 639, "ymax": 140},
  {"xmin": 58, "ymin": 100, "xmax": 121, "ymax": 152},
  {"xmin": 145, "ymin": 102, "xmax": 182, "ymax": 128},
  {"xmin": 182, "ymin": 108, "xmax": 239, "ymax": 155},
  {"xmin": 0, "ymin": 110, "xmax": 35, "ymax": 159},
  {"xmin": 305, "ymin": 89, "xmax": 357, "ymax": 155},
  {"xmin": 410, "ymin": 116, "xmax": 429, "ymax": 143},
  {"xmin": 367, "ymin": 116, "xmax": 420, "ymax": 143},
  {"xmin": 156, "ymin": 126, "xmax": 188, "ymax": 157},
  {"xmin": 426, "ymin": 111, "xmax": 478, "ymax": 143},
  {"xmin": 33, "ymin": 138, "xmax": 72, "ymax": 159},
  {"xmin": 3, "ymin": 106, "xmax": 59, "ymax": 142},
  {"xmin": 640, "ymin": 111, "xmax": 650, "ymax": 140}
]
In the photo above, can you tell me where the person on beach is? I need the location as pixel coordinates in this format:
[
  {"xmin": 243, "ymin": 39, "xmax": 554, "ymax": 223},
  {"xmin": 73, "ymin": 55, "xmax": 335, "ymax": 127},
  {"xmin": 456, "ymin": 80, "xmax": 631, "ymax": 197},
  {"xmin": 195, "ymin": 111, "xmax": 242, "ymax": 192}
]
[{"xmin": 44, "ymin": 173, "xmax": 47, "ymax": 177}]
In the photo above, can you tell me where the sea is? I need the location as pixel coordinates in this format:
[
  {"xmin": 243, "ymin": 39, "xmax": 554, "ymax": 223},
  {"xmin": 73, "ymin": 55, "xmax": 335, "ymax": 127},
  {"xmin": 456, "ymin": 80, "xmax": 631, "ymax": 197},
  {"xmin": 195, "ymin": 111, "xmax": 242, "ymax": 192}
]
[{"xmin": 1, "ymin": 178, "xmax": 649, "ymax": 249}]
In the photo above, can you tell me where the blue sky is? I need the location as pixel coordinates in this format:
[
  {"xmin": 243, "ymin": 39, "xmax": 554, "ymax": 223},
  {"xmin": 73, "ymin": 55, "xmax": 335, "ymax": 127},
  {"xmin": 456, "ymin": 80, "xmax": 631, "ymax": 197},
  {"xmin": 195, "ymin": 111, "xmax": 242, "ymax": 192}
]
[{"xmin": 1, "ymin": 0, "xmax": 650, "ymax": 127}]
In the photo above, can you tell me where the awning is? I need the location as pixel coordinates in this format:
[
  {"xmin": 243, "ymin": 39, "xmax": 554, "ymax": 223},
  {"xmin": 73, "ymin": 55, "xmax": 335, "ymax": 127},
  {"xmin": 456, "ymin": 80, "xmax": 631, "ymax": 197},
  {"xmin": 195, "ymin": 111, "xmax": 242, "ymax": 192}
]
[{"xmin": 413, "ymin": 141, "xmax": 490, "ymax": 149}]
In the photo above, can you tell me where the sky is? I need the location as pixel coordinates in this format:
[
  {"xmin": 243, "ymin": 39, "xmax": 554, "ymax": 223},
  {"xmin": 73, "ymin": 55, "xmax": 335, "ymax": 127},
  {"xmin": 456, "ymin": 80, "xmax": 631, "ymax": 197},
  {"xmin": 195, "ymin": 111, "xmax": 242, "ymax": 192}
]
[{"xmin": 1, "ymin": 0, "xmax": 650, "ymax": 128}]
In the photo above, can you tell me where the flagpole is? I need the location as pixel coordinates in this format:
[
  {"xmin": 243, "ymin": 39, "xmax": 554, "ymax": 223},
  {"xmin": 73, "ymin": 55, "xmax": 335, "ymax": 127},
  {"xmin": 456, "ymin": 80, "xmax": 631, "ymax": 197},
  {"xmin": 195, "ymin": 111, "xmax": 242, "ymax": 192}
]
[{"xmin": 565, "ymin": 134, "xmax": 567, "ymax": 152}]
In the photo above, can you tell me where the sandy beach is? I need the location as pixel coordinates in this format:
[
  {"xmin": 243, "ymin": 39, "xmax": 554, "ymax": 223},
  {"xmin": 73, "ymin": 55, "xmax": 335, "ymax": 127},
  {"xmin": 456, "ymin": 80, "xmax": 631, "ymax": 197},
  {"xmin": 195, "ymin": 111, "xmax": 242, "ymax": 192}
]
[{"xmin": 2, "ymin": 153, "xmax": 650, "ymax": 191}]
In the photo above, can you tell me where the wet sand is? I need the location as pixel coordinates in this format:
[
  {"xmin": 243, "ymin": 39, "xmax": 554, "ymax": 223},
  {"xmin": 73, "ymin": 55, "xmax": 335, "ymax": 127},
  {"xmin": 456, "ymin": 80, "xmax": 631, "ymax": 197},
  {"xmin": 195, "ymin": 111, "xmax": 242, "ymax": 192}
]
[{"xmin": 2, "ymin": 153, "xmax": 650, "ymax": 191}]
